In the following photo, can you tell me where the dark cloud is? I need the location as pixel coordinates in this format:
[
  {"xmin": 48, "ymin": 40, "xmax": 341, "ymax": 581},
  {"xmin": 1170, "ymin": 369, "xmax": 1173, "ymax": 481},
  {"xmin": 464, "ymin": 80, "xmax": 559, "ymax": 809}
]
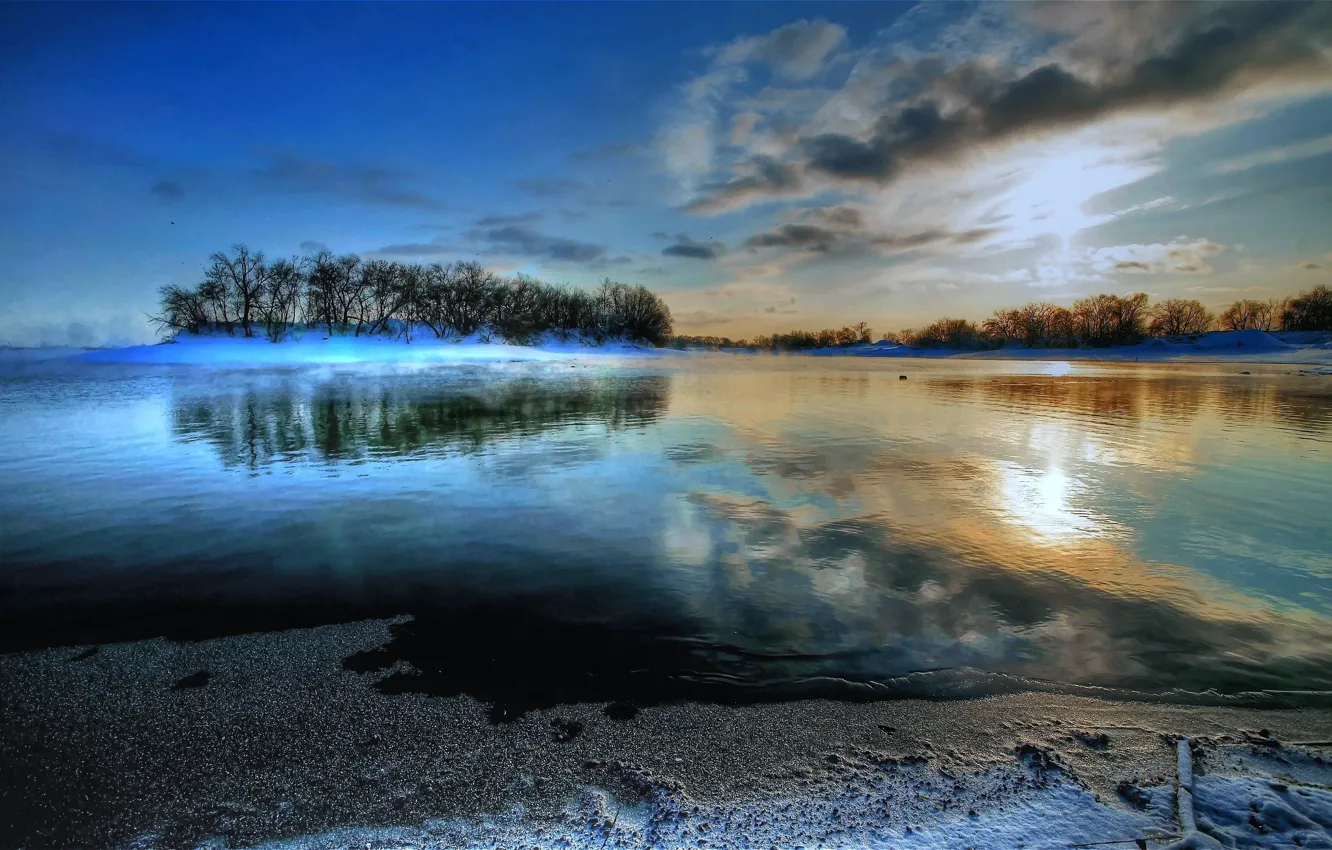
[
  {"xmin": 746, "ymin": 224, "xmax": 839, "ymax": 252},
  {"xmin": 744, "ymin": 222, "xmax": 993, "ymax": 255},
  {"xmin": 150, "ymin": 179, "xmax": 185, "ymax": 201},
  {"xmin": 1303, "ymin": 262, "xmax": 1321, "ymax": 270},
  {"xmin": 651, "ymin": 231, "xmax": 672, "ymax": 240},
  {"xmin": 1116, "ymin": 261, "xmax": 1152, "ymax": 272},
  {"xmin": 567, "ymin": 140, "xmax": 643, "ymax": 164},
  {"xmin": 514, "ymin": 177, "xmax": 585, "ymax": 198},
  {"xmin": 662, "ymin": 234, "xmax": 725, "ymax": 260},
  {"xmin": 719, "ymin": 2, "xmax": 1332, "ymax": 202},
  {"xmin": 637, "ymin": 266, "xmax": 668, "ymax": 276},
  {"xmin": 250, "ymin": 152, "xmax": 447, "ymax": 210},
  {"xmin": 592, "ymin": 254, "xmax": 634, "ymax": 269},
  {"xmin": 472, "ymin": 225, "xmax": 608, "ymax": 263},
  {"xmin": 806, "ymin": 205, "xmax": 865, "ymax": 231},
  {"xmin": 475, "ymin": 212, "xmax": 542, "ymax": 227},
  {"xmin": 299, "ymin": 240, "xmax": 330, "ymax": 254},
  {"xmin": 685, "ymin": 156, "xmax": 803, "ymax": 214}
]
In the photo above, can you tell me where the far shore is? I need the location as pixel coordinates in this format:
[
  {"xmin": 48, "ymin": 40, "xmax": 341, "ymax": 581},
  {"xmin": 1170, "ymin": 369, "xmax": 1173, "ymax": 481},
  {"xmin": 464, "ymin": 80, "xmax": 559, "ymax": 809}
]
[{"xmin": 2, "ymin": 327, "xmax": 1330, "ymax": 369}]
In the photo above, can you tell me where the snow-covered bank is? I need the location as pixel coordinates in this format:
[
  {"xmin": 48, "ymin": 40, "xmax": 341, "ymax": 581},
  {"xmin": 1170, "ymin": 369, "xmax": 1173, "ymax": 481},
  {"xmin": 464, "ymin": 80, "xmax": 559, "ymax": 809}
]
[
  {"xmin": 220, "ymin": 750, "xmax": 1332, "ymax": 850},
  {"xmin": 801, "ymin": 329, "xmax": 1332, "ymax": 365},
  {"xmin": 6, "ymin": 618, "xmax": 1332, "ymax": 850},
  {"xmin": 59, "ymin": 329, "xmax": 674, "ymax": 366}
]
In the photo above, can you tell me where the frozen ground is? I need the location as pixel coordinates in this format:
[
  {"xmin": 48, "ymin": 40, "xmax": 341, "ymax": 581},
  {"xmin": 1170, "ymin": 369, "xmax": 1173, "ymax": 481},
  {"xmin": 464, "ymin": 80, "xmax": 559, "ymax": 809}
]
[
  {"xmin": 52, "ymin": 328, "xmax": 672, "ymax": 366},
  {"xmin": 3, "ymin": 618, "xmax": 1330, "ymax": 850}
]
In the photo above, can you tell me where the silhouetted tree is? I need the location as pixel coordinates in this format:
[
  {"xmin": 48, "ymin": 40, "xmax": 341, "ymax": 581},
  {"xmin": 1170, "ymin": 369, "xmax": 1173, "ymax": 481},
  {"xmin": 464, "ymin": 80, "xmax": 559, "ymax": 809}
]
[
  {"xmin": 1148, "ymin": 298, "xmax": 1214, "ymax": 336},
  {"xmin": 1282, "ymin": 285, "xmax": 1332, "ymax": 331}
]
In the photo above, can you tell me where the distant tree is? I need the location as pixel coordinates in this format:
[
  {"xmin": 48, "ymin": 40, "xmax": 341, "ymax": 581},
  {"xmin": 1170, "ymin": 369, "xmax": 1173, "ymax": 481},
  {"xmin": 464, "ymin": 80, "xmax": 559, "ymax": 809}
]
[
  {"xmin": 915, "ymin": 318, "xmax": 981, "ymax": 349},
  {"xmin": 1220, "ymin": 299, "xmax": 1285, "ymax": 331},
  {"xmin": 1072, "ymin": 292, "xmax": 1148, "ymax": 346},
  {"xmin": 359, "ymin": 260, "xmax": 406, "ymax": 337},
  {"xmin": 1148, "ymin": 298, "xmax": 1214, "ymax": 336},
  {"xmin": 304, "ymin": 251, "xmax": 341, "ymax": 335},
  {"xmin": 150, "ymin": 283, "xmax": 208, "ymax": 335},
  {"xmin": 256, "ymin": 257, "xmax": 306, "ymax": 341},
  {"xmin": 1282, "ymin": 285, "xmax": 1332, "ymax": 331},
  {"xmin": 202, "ymin": 245, "xmax": 266, "ymax": 337},
  {"xmin": 442, "ymin": 261, "xmax": 495, "ymax": 336}
]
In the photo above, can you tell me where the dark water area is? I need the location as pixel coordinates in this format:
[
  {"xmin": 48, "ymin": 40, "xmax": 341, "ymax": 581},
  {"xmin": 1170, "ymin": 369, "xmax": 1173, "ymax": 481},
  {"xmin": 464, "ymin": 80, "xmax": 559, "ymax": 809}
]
[{"xmin": 3, "ymin": 357, "xmax": 1332, "ymax": 715}]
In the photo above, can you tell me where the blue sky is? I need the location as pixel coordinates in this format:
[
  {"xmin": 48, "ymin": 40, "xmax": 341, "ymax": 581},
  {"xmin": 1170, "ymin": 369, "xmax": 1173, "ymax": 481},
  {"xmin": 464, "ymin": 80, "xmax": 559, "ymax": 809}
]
[{"xmin": 1, "ymin": 1, "xmax": 1330, "ymax": 345}]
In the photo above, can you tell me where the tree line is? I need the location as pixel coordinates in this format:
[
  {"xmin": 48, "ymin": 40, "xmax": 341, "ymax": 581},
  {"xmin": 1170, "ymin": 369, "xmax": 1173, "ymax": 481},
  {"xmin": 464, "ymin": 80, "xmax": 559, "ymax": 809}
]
[
  {"xmin": 153, "ymin": 245, "xmax": 675, "ymax": 346},
  {"xmin": 670, "ymin": 285, "xmax": 1332, "ymax": 351}
]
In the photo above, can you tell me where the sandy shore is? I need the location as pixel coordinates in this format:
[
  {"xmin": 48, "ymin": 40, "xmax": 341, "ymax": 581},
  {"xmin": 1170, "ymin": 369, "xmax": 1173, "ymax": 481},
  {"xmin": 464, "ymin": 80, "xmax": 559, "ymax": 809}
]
[{"xmin": 4, "ymin": 617, "xmax": 1331, "ymax": 849}]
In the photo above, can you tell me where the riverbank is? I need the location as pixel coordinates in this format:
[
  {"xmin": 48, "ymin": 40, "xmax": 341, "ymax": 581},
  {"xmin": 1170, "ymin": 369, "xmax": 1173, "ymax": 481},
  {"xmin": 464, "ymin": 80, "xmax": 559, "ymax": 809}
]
[
  {"xmin": 3, "ymin": 617, "xmax": 1331, "ymax": 849},
  {"xmin": 52, "ymin": 329, "xmax": 672, "ymax": 366},
  {"xmin": 801, "ymin": 329, "xmax": 1332, "ymax": 366}
]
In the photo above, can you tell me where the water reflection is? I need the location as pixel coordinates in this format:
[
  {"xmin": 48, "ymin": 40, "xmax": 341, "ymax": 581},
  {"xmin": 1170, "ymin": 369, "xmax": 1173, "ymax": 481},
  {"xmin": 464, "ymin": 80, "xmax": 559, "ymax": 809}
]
[
  {"xmin": 170, "ymin": 372, "xmax": 672, "ymax": 468},
  {"xmin": 921, "ymin": 373, "xmax": 1332, "ymax": 435},
  {"xmin": 1, "ymin": 360, "xmax": 1330, "ymax": 709}
]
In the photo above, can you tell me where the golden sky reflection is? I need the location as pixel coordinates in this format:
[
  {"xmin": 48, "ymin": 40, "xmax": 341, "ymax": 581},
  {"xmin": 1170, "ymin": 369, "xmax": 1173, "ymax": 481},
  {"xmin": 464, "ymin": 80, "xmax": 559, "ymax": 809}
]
[{"xmin": 659, "ymin": 360, "xmax": 1332, "ymax": 691}]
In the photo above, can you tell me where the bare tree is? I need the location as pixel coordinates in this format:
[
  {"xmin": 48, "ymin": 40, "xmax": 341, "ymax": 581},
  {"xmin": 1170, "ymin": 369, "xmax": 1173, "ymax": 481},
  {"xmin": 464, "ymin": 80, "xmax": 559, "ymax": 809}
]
[
  {"xmin": 257, "ymin": 257, "xmax": 307, "ymax": 341},
  {"xmin": 203, "ymin": 245, "xmax": 266, "ymax": 337},
  {"xmin": 1283, "ymin": 284, "xmax": 1332, "ymax": 331},
  {"xmin": 149, "ymin": 283, "xmax": 208, "ymax": 336},
  {"xmin": 442, "ymin": 261, "xmax": 495, "ymax": 336},
  {"xmin": 1148, "ymin": 298, "xmax": 1214, "ymax": 336}
]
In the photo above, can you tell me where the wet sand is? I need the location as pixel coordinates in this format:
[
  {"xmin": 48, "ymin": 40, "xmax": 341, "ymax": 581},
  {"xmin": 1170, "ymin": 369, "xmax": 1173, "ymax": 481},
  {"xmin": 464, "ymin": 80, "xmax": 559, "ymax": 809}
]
[{"xmin": 4, "ymin": 618, "xmax": 1331, "ymax": 849}]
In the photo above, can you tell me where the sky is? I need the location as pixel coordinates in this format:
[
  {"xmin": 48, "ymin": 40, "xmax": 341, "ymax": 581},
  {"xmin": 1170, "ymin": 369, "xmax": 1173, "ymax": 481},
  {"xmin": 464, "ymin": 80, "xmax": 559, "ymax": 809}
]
[{"xmin": 1, "ymin": 1, "xmax": 1330, "ymax": 346}]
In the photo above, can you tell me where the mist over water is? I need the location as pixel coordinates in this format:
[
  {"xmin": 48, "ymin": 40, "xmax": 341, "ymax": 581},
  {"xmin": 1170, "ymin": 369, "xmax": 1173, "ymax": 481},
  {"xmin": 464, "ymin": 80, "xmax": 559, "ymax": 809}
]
[{"xmin": 2, "ymin": 358, "xmax": 1331, "ymax": 712}]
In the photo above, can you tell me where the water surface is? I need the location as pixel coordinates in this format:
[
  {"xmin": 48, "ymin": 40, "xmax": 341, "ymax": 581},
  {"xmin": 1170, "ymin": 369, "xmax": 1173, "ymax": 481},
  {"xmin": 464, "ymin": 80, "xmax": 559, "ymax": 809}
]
[{"xmin": 2, "ymin": 357, "xmax": 1331, "ymax": 712}]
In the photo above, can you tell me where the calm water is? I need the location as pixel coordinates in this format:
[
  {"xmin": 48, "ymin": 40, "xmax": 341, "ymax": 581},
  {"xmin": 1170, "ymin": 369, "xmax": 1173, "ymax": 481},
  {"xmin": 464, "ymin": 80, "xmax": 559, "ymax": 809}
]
[{"xmin": 2, "ymin": 357, "xmax": 1331, "ymax": 711}]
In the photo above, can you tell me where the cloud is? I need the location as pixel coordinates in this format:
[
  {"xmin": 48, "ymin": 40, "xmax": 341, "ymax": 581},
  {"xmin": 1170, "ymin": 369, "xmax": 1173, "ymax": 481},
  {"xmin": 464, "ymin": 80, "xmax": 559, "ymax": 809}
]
[
  {"xmin": 728, "ymin": 112, "xmax": 761, "ymax": 146},
  {"xmin": 744, "ymin": 219, "xmax": 998, "ymax": 256},
  {"xmin": 1209, "ymin": 133, "xmax": 1332, "ymax": 175},
  {"xmin": 471, "ymin": 225, "xmax": 608, "ymax": 263},
  {"xmin": 662, "ymin": 234, "xmax": 725, "ymax": 260},
  {"xmin": 250, "ymin": 152, "xmax": 448, "ymax": 210},
  {"xmin": 299, "ymin": 240, "xmax": 330, "ymax": 254},
  {"xmin": 150, "ymin": 179, "xmax": 185, "ymax": 201},
  {"xmin": 475, "ymin": 212, "xmax": 542, "ymax": 227},
  {"xmin": 1089, "ymin": 237, "xmax": 1225, "ymax": 275},
  {"xmin": 684, "ymin": 155, "xmax": 803, "ymax": 213},
  {"xmin": 514, "ymin": 177, "xmax": 585, "ymax": 197},
  {"xmin": 1111, "ymin": 196, "xmax": 1181, "ymax": 218},
  {"xmin": 681, "ymin": 2, "xmax": 1332, "ymax": 212},
  {"xmin": 746, "ymin": 224, "xmax": 839, "ymax": 252},
  {"xmin": 716, "ymin": 19, "xmax": 848, "ymax": 81}
]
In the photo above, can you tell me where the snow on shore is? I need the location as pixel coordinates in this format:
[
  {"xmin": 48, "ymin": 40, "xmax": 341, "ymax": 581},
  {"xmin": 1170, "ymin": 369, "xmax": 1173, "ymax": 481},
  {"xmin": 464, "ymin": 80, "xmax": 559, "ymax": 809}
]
[
  {"xmin": 191, "ymin": 743, "xmax": 1332, "ymax": 850},
  {"xmin": 62, "ymin": 328, "xmax": 671, "ymax": 366}
]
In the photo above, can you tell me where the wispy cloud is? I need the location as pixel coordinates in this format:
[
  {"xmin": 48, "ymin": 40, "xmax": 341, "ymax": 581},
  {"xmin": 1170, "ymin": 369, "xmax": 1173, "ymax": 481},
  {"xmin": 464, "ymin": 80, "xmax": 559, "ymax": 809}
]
[{"xmin": 1209, "ymin": 134, "xmax": 1332, "ymax": 175}]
